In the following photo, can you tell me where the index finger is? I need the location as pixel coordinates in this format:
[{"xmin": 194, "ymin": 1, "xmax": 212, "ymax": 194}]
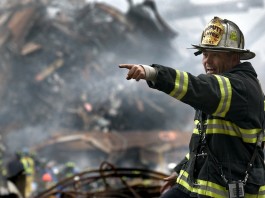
[{"xmin": 119, "ymin": 64, "xmax": 135, "ymax": 69}]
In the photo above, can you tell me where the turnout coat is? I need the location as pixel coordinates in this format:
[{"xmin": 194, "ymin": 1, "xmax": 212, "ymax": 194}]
[{"xmin": 147, "ymin": 62, "xmax": 265, "ymax": 197}]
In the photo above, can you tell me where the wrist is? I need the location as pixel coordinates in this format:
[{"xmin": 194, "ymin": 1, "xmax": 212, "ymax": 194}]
[{"xmin": 140, "ymin": 64, "xmax": 157, "ymax": 81}]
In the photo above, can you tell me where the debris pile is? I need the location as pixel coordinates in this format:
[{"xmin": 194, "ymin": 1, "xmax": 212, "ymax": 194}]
[
  {"xmin": 0, "ymin": 0, "xmax": 193, "ymax": 144},
  {"xmin": 37, "ymin": 161, "xmax": 169, "ymax": 198},
  {"xmin": 0, "ymin": 1, "xmax": 191, "ymax": 196}
]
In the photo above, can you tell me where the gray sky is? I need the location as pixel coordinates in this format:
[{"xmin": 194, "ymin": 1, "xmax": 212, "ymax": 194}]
[
  {"xmin": 103, "ymin": 0, "xmax": 265, "ymax": 54},
  {"xmin": 100, "ymin": 0, "xmax": 265, "ymax": 81}
]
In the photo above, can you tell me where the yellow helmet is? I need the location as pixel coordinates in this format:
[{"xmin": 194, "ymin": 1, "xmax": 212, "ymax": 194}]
[{"xmin": 192, "ymin": 16, "xmax": 255, "ymax": 60}]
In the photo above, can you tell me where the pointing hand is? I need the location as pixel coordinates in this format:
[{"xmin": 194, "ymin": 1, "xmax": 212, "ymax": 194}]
[{"xmin": 119, "ymin": 64, "xmax": 146, "ymax": 81}]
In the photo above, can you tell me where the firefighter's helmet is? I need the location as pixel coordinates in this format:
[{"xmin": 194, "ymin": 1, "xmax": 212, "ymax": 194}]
[{"xmin": 192, "ymin": 16, "xmax": 255, "ymax": 60}]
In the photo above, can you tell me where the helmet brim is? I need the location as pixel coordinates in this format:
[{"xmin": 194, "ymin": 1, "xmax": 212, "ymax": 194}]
[{"xmin": 191, "ymin": 44, "xmax": 255, "ymax": 60}]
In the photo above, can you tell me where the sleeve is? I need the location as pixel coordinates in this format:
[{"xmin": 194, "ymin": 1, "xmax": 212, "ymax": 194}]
[{"xmin": 146, "ymin": 64, "xmax": 247, "ymax": 118}]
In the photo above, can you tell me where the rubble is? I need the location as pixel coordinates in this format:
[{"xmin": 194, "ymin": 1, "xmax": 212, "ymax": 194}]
[
  {"xmin": 0, "ymin": 0, "xmax": 191, "ymax": 196},
  {"xmin": 0, "ymin": 0, "xmax": 187, "ymax": 139},
  {"xmin": 37, "ymin": 161, "xmax": 169, "ymax": 198}
]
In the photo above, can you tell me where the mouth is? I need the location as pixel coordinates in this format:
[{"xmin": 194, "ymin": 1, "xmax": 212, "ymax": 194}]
[{"xmin": 206, "ymin": 67, "xmax": 216, "ymax": 74}]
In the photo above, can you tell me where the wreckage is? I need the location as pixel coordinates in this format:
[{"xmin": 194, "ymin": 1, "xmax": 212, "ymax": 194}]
[
  {"xmin": 3, "ymin": 0, "xmax": 263, "ymax": 197},
  {"xmin": 0, "ymin": 0, "xmax": 189, "ymax": 197},
  {"xmin": 37, "ymin": 161, "xmax": 169, "ymax": 198},
  {"xmin": 0, "ymin": 0, "xmax": 180, "ymax": 134}
]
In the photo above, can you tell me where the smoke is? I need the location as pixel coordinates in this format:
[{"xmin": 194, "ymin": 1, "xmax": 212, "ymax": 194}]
[{"xmin": 2, "ymin": 0, "xmax": 265, "ymax": 172}]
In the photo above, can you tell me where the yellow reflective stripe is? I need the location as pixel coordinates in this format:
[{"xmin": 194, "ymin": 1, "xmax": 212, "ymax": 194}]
[
  {"xmin": 207, "ymin": 119, "xmax": 261, "ymax": 143},
  {"xmin": 257, "ymin": 185, "xmax": 265, "ymax": 196},
  {"xmin": 177, "ymin": 170, "xmax": 228, "ymax": 198},
  {"xmin": 193, "ymin": 120, "xmax": 199, "ymax": 134},
  {"xmin": 244, "ymin": 185, "xmax": 265, "ymax": 197},
  {"xmin": 185, "ymin": 153, "xmax": 190, "ymax": 160},
  {"xmin": 170, "ymin": 70, "xmax": 189, "ymax": 100},
  {"xmin": 20, "ymin": 157, "xmax": 34, "ymax": 175},
  {"xmin": 177, "ymin": 170, "xmax": 265, "ymax": 198},
  {"xmin": 193, "ymin": 119, "xmax": 261, "ymax": 143},
  {"xmin": 212, "ymin": 75, "xmax": 232, "ymax": 117}
]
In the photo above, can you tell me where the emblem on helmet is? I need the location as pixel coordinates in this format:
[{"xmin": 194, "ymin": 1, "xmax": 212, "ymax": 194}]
[{"xmin": 202, "ymin": 17, "xmax": 224, "ymax": 46}]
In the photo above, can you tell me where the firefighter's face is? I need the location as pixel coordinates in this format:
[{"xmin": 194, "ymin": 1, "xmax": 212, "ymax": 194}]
[{"xmin": 202, "ymin": 51, "xmax": 239, "ymax": 74}]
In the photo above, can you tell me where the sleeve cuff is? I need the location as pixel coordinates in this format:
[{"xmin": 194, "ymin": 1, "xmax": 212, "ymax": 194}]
[{"xmin": 140, "ymin": 64, "xmax": 157, "ymax": 81}]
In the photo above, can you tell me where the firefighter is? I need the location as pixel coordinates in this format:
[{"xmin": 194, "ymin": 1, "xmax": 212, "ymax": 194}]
[
  {"xmin": 59, "ymin": 161, "xmax": 78, "ymax": 180},
  {"xmin": 119, "ymin": 16, "xmax": 265, "ymax": 197},
  {"xmin": 2, "ymin": 139, "xmax": 22, "ymax": 198},
  {"xmin": 6, "ymin": 152, "xmax": 25, "ymax": 197},
  {"xmin": 19, "ymin": 148, "xmax": 35, "ymax": 198}
]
